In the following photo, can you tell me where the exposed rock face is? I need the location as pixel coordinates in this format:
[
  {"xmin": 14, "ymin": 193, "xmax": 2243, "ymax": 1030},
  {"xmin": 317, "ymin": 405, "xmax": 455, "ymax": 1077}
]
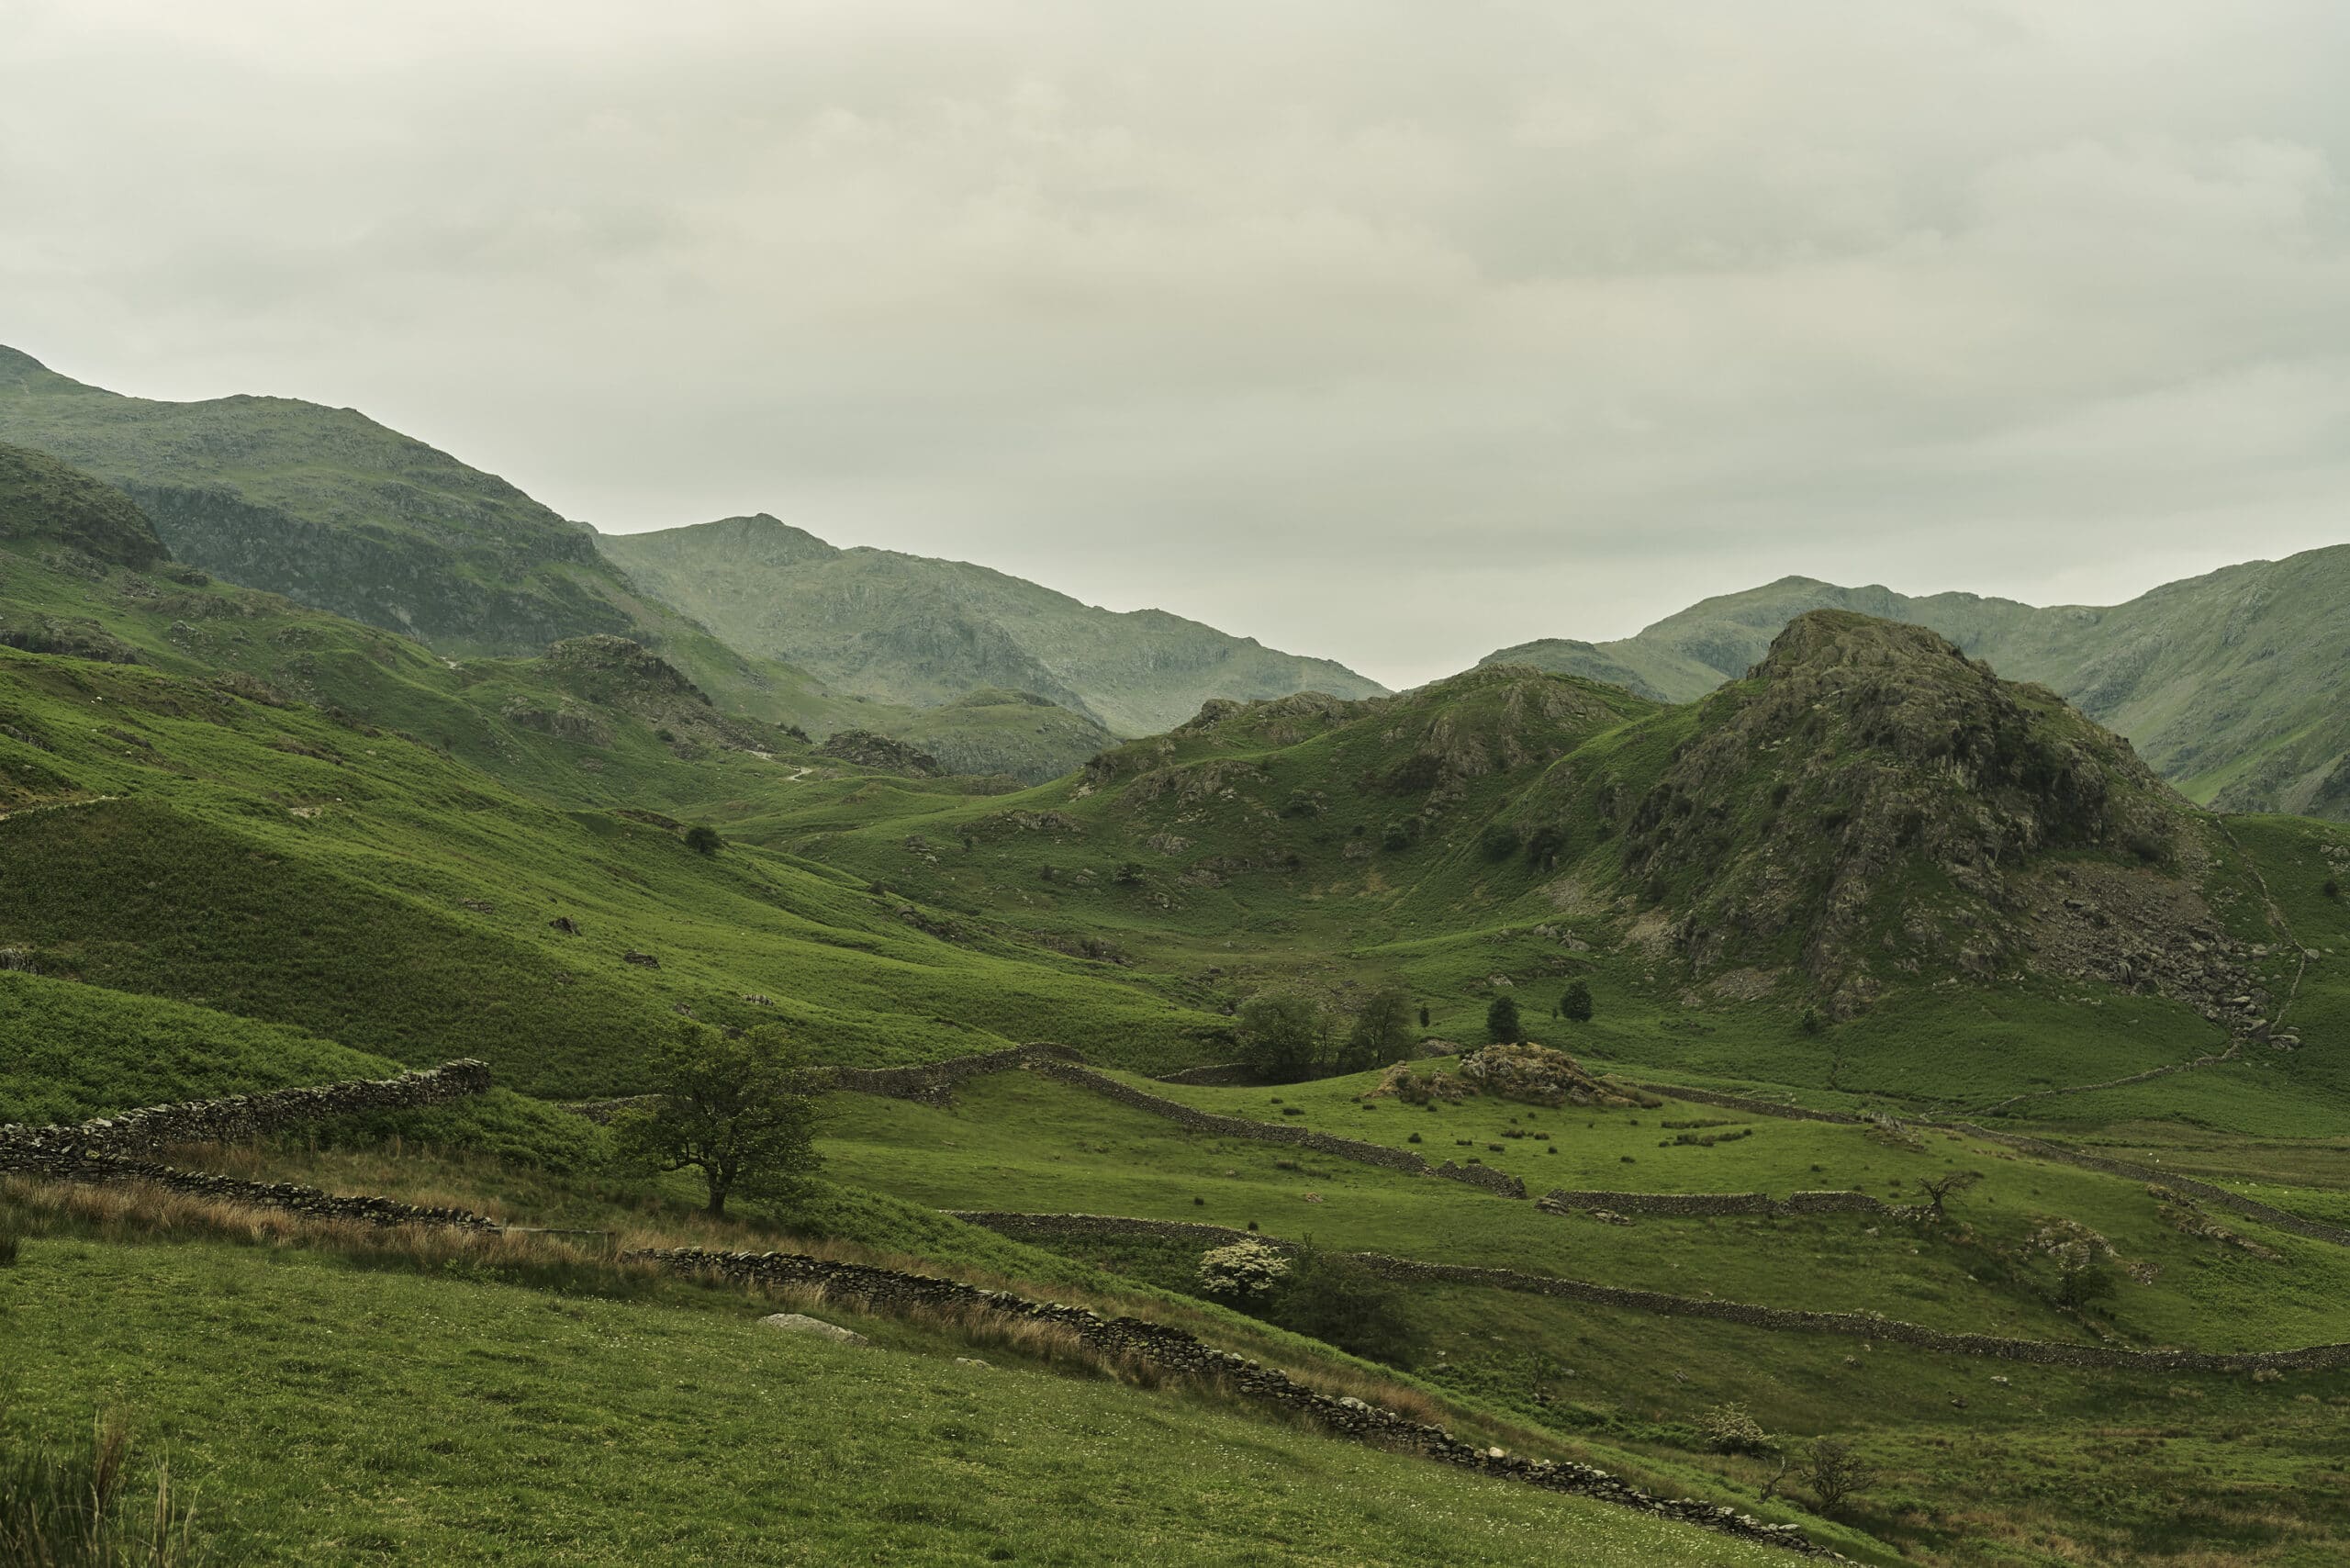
[
  {"xmin": 820, "ymin": 728, "xmax": 941, "ymax": 777},
  {"xmin": 1538, "ymin": 610, "xmax": 2253, "ymax": 1018}
]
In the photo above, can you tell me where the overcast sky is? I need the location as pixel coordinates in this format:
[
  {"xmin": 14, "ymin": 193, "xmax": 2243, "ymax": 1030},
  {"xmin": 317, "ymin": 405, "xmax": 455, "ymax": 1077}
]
[{"xmin": 6, "ymin": 2, "xmax": 2349, "ymax": 688}]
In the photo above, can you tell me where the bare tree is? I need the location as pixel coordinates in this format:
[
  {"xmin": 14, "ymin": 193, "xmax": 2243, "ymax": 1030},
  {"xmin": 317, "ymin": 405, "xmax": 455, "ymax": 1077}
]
[
  {"xmin": 1802, "ymin": 1437, "xmax": 1878, "ymax": 1516},
  {"xmin": 1916, "ymin": 1169, "xmax": 1982, "ymax": 1221}
]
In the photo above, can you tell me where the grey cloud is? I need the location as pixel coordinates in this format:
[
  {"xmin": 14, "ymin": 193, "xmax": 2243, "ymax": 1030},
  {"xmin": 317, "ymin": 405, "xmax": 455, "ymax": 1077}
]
[{"xmin": 5, "ymin": 2, "xmax": 2349, "ymax": 686}]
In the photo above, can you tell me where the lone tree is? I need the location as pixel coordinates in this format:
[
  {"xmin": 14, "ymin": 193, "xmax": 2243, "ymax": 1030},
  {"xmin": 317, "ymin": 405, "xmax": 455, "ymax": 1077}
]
[
  {"xmin": 2327, "ymin": 878, "xmax": 2343, "ymax": 901},
  {"xmin": 1418, "ymin": 1004, "xmax": 1431, "ymax": 1029},
  {"xmin": 1236, "ymin": 990, "xmax": 1334, "ymax": 1081},
  {"xmin": 1559, "ymin": 980, "xmax": 1594, "ymax": 1024},
  {"xmin": 1485, "ymin": 993, "xmax": 1522, "ymax": 1044},
  {"xmin": 684, "ymin": 824, "xmax": 723, "ymax": 857},
  {"xmin": 613, "ymin": 1023, "xmax": 821, "ymax": 1217},
  {"xmin": 1801, "ymin": 1437, "xmax": 1878, "ymax": 1516},
  {"xmin": 1345, "ymin": 986, "xmax": 1416, "ymax": 1070},
  {"xmin": 1915, "ymin": 1170, "xmax": 1981, "ymax": 1222}
]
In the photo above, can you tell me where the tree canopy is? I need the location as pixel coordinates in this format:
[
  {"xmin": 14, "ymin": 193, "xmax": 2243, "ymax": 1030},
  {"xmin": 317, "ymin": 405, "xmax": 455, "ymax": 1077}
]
[{"xmin": 612, "ymin": 1023, "xmax": 821, "ymax": 1216}]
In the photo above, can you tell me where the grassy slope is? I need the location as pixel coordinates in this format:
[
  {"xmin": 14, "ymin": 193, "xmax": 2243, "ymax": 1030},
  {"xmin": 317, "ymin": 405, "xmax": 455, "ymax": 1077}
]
[
  {"xmin": 811, "ymin": 1065, "xmax": 2350, "ymax": 1566},
  {"xmin": 0, "ymin": 1238, "xmax": 1788, "ymax": 1568},
  {"xmin": 0, "ymin": 970, "xmax": 394, "ymax": 1126},
  {"xmin": 0, "ymin": 645, "xmax": 1229, "ymax": 1094}
]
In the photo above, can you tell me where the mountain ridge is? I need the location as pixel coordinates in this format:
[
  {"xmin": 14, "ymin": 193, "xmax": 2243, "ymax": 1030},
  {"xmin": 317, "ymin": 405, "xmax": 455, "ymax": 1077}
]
[
  {"xmin": 1481, "ymin": 551, "xmax": 2350, "ymax": 820},
  {"xmin": 596, "ymin": 511, "xmax": 1389, "ymax": 738}
]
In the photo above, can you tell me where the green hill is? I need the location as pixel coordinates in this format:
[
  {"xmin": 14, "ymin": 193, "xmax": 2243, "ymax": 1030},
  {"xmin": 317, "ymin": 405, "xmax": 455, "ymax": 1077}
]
[
  {"xmin": 597, "ymin": 512, "xmax": 1389, "ymax": 737},
  {"xmin": 0, "ymin": 350, "xmax": 1100, "ymax": 780},
  {"xmin": 1482, "ymin": 550, "xmax": 2350, "ymax": 820}
]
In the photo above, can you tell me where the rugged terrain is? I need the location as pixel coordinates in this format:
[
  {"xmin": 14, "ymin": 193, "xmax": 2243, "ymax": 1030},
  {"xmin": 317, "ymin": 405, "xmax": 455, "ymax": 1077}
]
[{"xmin": 1485, "ymin": 551, "xmax": 2350, "ymax": 821}]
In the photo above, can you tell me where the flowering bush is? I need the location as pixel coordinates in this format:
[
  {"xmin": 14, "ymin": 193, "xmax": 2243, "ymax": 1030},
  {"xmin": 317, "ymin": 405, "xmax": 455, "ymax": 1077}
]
[{"xmin": 1196, "ymin": 1238, "xmax": 1290, "ymax": 1300}]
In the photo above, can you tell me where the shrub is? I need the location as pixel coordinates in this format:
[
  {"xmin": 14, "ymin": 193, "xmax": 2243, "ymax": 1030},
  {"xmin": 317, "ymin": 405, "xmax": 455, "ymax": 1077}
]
[
  {"xmin": 1417, "ymin": 1005, "xmax": 1430, "ymax": 1028},
  {"xmin": 1268, "ymin": 1245, "xmax": 1427, "ymax": 1367},
  {"xmin": 1236, "ymin": 990, "xmax": 1336, "ymax": 1081},
  {"xmin": 2326, "ymin": 878, "xmax": 2342, "ymax": 901},
  {"xmin": 1800, "ymin": 1007, "xmax": 1825, "ymax": 1037},
  {"xmin": 1699, "ymin": 1402, "xmax": 1772, "ymax": 1454},
  {"xmin": 1801, "ymin": 1437, "xmax": 1878, "ymax": 1516},
  {"xmin": 1480, "ymin": 823, "xmax": 1521, "ymax": 861},
  {"xmin": 1280, "ymin": 1106, "xmax": 1306, "ymax": 1117},
  {"xmin": 1381, "ymin": 821, "xmax": 1413, "ymax": 852},
  {"xmin": 1196, "ymin": 1238, "xmax": 1289, "ymax": 1301},
  {"xmin": 1559, "ymin": 981, "xmax": 1593, "ymax": 1025},
  {"xmin": 1406, "ymin": 1132, "xmax": 1422, "ymax": 1144},
  {"xmin": 684, "ymin": 824, "xmax": 722, "ymax": 857}
]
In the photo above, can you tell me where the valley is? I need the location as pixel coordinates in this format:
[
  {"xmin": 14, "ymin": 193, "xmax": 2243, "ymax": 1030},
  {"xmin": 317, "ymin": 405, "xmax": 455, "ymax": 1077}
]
[{"xmin": 2, "ymin": 406, "xmax": 2347, "ymax": 1567}]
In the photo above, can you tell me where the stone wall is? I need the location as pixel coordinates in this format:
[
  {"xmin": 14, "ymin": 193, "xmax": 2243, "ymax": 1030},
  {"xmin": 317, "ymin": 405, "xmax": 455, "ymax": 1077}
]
[
  {"xmin": 0, "ymin": 1062, "xmax": 493, "ymax": 1158},
  {"xmin": 1033, "ymin": 1062, "xmax": 1438, "ymax": 1174},
  {"xmin": 1953, "ymin": 1124, "xmax": 2350, "ymax": 1250},
  {"xmin": 628, "ymin": 1244, "xmax": 1835, "ymax": 1559},
  {"xmin": 0, "ymin": 1061, "xmax": 502, "ymax": 1231},
  {"xmin": 1540, "ymin": 1189, "xmax": 1898, "ymax": 1220},
  {"xmin": 948, "ymin": 1210, "xmax": 1269, "ymax": 1249},
  {"xmin": 827, "ymin": 1044, "xmax": 1083, "ymax": 1104},
  {"xmin": 1628, "ymin": 1082, "xmax": 1863, "ymax": 1126},
  {"xmin": 1153, "ymin": 1063, "xmax": 1260, "ymax": 1087},
  {"xmin": 949, "ymin": 1208, "xmax": 2350, "ymax": 1374}
]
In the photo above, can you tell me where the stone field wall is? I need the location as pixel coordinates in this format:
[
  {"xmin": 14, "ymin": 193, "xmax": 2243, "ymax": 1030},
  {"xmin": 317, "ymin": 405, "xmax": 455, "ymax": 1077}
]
[{"xmin": 629, "ymin": 1244, "xmax": 1836, "ymax": 1559}]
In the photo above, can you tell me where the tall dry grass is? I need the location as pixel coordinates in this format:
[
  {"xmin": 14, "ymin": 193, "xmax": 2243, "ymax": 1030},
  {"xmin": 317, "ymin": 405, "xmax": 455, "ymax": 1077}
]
[{"xmin": 0, "ymin": 1413, "xmax": 202, "ymax": 1568}]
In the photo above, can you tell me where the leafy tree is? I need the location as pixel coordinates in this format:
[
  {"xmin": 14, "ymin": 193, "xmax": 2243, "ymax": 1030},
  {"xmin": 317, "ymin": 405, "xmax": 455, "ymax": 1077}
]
[
  {"xmin": 1800, "ymin": 1437, "xmax": 1878, "ymax": 1516},
  {"xmin": 1268, "ymin": 1244, "xmax": 1427, "ymax": 1367},
  {"xmin": 1559, "ymin": 980, "xmax": 1594, "ymax": 1024},
  {"xmin": 1236, "ymin": 990, "xmax": 1334, "ymax": 1081},
  {"xmin": 684, "ymin": 824, "xmax": 722, "ymax": 857},
  {"xmin": 1344, "ymin": 986, "xmax": 1416, "ymax": 1070},
  {"xmin": 612, "ymin": 1024, "xmax": 821, "ymax": 1217},
  {"xmin": 1418, "ymin": 1004, "xmax": 1431, "ymax": 1028},
  {"xmin": 1485, "ymin": 994, "xmax": 1522, "ymax": 1044}
]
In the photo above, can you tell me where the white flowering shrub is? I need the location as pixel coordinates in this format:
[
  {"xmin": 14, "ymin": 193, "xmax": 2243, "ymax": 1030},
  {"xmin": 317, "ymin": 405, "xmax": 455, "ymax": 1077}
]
[{"xmin": 1195, "ymin": 1238, "xmax": 1290, "ymax": 1301}]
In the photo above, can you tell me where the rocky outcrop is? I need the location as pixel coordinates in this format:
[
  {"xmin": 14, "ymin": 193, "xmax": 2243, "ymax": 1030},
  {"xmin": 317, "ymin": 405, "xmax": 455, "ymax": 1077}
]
[
  {"xmin": 820, "ymin": 729, "xmax": 942, "ymax": 777},
  {"xmin": 1457, "ymin": 1044, "xmax": 1646, "ymax": 1108},
  {"xmin": 0, "ymin": 442, "xmax": 169, "ymax": 568}
]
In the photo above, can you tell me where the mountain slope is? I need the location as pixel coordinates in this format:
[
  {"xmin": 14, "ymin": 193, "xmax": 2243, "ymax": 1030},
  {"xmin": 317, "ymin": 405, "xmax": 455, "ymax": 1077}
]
[
  {"xmin": 596, "ymin": 512, "xmax": 1389, "ymax": 737},
  {"xmin": 1483, "ymin": 549, "xmax": 2350, "ymax": 819}
]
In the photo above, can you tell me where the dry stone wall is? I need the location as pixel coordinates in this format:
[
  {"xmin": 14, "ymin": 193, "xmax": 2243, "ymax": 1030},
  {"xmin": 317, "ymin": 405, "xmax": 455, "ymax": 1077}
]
[
  {"xmin": 628, "ymin": 1244, "xmax": 1838, "ymax": 1559},
  {"xmin": 0, "ymin": 1061, "xmax": 501, "ymax": 1231},
  {"xmin": 950, "ymin": 1210, "xmax": 2350, "ymax": 1375},
  {"xmin": 1953, "ymin": 1124, "xmax": 2350, "ymax": 1249},
  {"xmin": 1032, "ymin": 1061, "xmax": 1532, "ymax": 1193},
  {"xmin": 1540, "ymin": 1189, "xmax": 1899, "ymax": 1220},
  {"xmin": 828, "ymin": 1044, "xmax": 1081, "ymax": 1104},
  {"xmin": 0, "ymin": 1062, "xmax": 492, "ymax": 1158}
]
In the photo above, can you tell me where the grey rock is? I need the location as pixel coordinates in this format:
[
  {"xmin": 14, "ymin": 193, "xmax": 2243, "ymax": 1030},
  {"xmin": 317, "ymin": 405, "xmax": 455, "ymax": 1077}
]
[{"xmin": 757, "ymin": 1313, "xmax": 867, "ymax": 1345}]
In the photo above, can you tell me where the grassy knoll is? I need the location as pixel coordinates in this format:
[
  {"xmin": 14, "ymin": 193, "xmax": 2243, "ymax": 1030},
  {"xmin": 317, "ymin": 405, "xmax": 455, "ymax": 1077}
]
[{"xmin": 0, "ymin": 970, "xmax": 392, "ymax": 1125}]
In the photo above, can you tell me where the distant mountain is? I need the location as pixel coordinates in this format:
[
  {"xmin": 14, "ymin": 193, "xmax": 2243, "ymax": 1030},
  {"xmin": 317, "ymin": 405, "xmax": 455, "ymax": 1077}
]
[
  {"xmin": 1482, "ymin": 551, "xmax": 2350, "ymax": 820},
  {"xmin": 596, "ymin": 513, "xmax": 1388, "ymax": 738}
]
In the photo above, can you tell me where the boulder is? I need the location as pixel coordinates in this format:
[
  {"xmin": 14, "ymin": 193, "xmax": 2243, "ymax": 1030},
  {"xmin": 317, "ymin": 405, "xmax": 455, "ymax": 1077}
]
[{"xmin": 756, "ymin": 1313, "xmax": 867, "ymax": 1345}]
